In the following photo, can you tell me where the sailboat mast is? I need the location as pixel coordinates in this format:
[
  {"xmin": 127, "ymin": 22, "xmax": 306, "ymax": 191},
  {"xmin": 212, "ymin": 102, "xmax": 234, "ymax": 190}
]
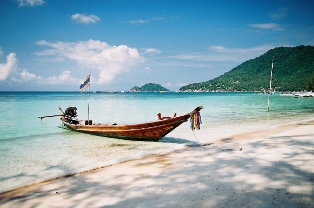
[
  {"xmin": 270, "ymin": 56, "xmax": 274, "ymax": 93},
  {"xmin": 268, "ymin": 56, "xmax": 274, "ymax": 112}
]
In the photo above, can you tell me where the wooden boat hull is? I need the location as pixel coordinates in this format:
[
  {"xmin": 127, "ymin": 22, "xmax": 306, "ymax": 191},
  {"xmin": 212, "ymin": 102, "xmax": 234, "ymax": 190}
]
[
  {"xmin": 61, "ymin": 107, "xmax": 203, "ymax": 141},
  {"xmin": 62, "ymin": 114, "xmax": 189, "ymax": 141}
]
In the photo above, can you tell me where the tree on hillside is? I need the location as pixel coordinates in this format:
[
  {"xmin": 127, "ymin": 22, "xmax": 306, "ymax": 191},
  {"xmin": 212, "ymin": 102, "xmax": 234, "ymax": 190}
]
[
  {"xmin": 179, "ymin": 45, "xmax": 314, "ymax": 92},
  {"xmin": 308, "ymin": 72, "xmax": 314, "ymax": 91},
  {"xmin": 130, "ymin": 83, "xmax": 169, "ymax": 92}
]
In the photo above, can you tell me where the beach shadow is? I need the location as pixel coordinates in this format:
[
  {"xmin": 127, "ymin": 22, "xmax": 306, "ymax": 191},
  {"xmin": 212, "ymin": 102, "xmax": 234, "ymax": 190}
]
[
  {"xmin": 1, "ymin": 133, "xmax": 314, "ymax": 207},
  {"xmin": 1, "ymin": 132, "xmax": 63, "ymax": 142},
  {"xmin": 159, "ymin": 136, "xmax": 192, "ymax": 144}
]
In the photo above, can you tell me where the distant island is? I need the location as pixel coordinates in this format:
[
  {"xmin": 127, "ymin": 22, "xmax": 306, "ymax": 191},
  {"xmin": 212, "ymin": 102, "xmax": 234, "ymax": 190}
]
[
  {"xmin": 179, "ymin": 45, "xmax": 314, "ymax": 92},
  {"xmin": 130, "ymin": 83, "xmax": 170, "ymax": 92},
  {"xmin": 128, "ymin": 46, "xmax": 314, "ymax": 93}
]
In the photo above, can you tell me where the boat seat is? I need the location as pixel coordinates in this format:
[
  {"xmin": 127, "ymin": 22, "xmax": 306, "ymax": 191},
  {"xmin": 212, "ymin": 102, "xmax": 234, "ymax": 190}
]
[{"xmin": 157, "ymin": 113, "xmax": 176, "ymax": 120}]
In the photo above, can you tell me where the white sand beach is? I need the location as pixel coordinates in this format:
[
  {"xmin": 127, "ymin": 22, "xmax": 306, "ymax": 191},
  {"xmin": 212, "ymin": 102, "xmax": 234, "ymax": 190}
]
[{"xmin": 1, "ymin": 120, "xmax": 314, "ymax": 208}]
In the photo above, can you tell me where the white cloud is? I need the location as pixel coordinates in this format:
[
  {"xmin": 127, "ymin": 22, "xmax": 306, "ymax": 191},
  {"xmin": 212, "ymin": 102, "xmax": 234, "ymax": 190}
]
[
  {"xmin": 0, "ymin": 53, "xmax": 17, "ymax": 81},
  {"xmin": 208, "ymin": 45, "xmax": 275, "ymax": 61},
  {"xmin": 71, "ymin": 14, "xmax": 100, "ymax": 24},
  {"xmin": 45, "ymin": 71, "xmax": 77, "ymax": 84},
  {"xmin": 0, "ymin": 51, "xmax": 77, "ymax": 85},
  {"xmin": 126, "ymin": 15, "xmax": 177, "ymax": 24},
  {"xmin": 36, "ymin": 39, "xmax": 144, "ymax": 83},
  {"xmin": 270, "ymin": 8, "xmax": 288, "ymax": 20},
  {"xmin": 17, "ymin": 0, "xmax": 45, "ymax": 7},
  {"xmin": 152, "ymin": 17, "xmax": 166, "ymax": 21},
  {"xmin": 20, "ymin": 69, "xmax": 40, "ymax": 81},
  {"xmin": 144, "ymin": 48, "xmax": 161, "ymax": 54},
  {"xmin": 127, "ymin": 19, "xmax": 150, "ymax": 24},
  {"xmin": 15, "ymin": 69, "xmax": 77, "ymax": 85},
  {"xmin": 248, "ymin": 23, "xmax": 284, "ymax": 31},
  {"xmin": 162, "ymin": 82, "xmax": 177, "ymax": 87},
  {"xmin": 209, "ymin": 46, "xmax": 226, "ymax": 51},
  {"xmin": 170, "ymin": 45, "xmax": 274, "ymax": 62},
  {"xmin": 208, "ymin": 45, "xmax": 272, "ymax": 54}
]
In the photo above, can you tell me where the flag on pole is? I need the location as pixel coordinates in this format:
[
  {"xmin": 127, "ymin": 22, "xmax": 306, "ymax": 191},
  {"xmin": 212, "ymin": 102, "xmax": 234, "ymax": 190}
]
[{"xmin": 80, "ymin": 74, "xmax": 90, "ymax": 92}]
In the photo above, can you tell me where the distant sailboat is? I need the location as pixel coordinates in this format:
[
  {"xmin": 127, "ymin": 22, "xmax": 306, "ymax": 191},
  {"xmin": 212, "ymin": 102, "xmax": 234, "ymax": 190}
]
[{"xmin": 268, "ymin": 56, "xmax": 274, "ymax": 111}]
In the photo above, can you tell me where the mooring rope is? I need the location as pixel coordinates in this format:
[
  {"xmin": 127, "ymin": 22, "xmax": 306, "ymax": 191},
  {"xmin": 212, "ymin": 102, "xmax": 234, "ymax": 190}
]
[{"xmin": 192, "ymin": 129, "xmax": 198, "ymax": 143}]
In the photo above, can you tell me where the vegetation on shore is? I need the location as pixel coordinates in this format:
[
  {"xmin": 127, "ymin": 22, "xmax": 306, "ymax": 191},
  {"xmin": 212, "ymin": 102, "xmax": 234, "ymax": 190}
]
[
  {"xmin": 179, "ymin": 45, "xmax": 314, "ymax": 92},
  {"xmin": 130, "ymin": 83, "xmax": 170, "ymax": 92}
]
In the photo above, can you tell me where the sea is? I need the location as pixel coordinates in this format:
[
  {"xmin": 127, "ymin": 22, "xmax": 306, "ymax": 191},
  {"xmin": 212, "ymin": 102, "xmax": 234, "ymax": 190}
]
[{"xmin": 1, "ymin": 91, "xmax": 314, "ymax": 193}]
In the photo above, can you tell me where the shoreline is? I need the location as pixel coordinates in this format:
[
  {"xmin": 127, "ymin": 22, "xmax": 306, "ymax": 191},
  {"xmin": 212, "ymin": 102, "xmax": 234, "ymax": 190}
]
[
  {"xmin": 1, "ymin": 117, "xmax": 311, "ymax": 194},
  {"xmin": 1, "ymin": 118, "xmax": 314, "ymax": 207}
]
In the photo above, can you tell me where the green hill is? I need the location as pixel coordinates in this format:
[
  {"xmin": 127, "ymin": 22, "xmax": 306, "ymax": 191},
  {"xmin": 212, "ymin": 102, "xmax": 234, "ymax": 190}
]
[
  {"xmin": 179, "ymin": 45, "xmax": 314, "ymax": 92},
  {"xmin": 130, "ymin": 83, "xmax": 170, "ymax": 92}
]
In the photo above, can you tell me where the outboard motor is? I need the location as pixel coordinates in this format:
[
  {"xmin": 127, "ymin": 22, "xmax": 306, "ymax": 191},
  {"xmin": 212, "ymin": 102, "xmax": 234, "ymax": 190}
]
[
  {"xmin": 64, "ymin": 107, "xmax": 78, "ymax": 118},
  {"xmin": 62, "ymin": 106, "xmax": 90, "ymax": 125},
  {"xmin": 61, "ymin": 107, "xmax": 79, "ymax": 124}
]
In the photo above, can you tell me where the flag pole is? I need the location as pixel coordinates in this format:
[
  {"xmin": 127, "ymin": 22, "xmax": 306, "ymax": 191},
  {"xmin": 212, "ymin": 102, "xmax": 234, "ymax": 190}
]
[
  {"xmin": 80, "ymin": 72, "xmax": 92, "ymax": 124},
  {"xmin": 88, "ymin": 70, "xmax": 91, "ymax": 123}
]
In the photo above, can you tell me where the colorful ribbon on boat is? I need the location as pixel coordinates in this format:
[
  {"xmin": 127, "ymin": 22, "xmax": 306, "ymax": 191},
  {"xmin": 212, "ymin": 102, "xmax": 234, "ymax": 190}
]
[{"xmin": 190, "ymin": 111, "xmax": 202, "ymax": 130}]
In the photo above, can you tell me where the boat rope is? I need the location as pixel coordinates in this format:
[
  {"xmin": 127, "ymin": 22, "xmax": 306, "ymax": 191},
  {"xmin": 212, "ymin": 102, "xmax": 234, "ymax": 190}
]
[{"xmin": 192, "ymin": 129, "xmax": 198, "ymax": 143}]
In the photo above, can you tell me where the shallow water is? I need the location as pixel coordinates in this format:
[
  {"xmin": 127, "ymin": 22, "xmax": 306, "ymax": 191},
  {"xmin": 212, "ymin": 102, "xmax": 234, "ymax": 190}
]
[{"xmin": 1, "ymin": 92, "xmax": 313, "ymax": 192}]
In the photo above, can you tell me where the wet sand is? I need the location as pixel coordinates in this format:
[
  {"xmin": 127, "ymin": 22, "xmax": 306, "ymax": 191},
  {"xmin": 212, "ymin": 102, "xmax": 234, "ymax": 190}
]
[{"xmin": 1, "ymin": 120, "xmax": 314, "ymax": 207}]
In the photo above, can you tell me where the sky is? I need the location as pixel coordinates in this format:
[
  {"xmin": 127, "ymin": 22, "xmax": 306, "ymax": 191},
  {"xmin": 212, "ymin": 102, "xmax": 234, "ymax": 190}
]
[{"xmin": 0, "ymin": 0, "xmax": 314, "ymax": 91}]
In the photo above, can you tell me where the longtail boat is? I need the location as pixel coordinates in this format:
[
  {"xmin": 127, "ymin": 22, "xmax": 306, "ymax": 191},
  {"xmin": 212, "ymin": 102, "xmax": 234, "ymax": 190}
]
[{"xmin": 39, "ymin": 106, "xmax": 203, "ymax": 142}]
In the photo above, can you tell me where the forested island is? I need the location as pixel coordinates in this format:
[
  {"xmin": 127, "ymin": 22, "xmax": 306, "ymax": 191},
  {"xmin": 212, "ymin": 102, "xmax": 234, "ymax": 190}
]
[
  {"xmin": 129, "ymin": 46, "xmax": 314, "ymax": 92},
  {"xmin": 179, "ymin": 45, "xmax": 314, "ymax": 92},
  {"xmin": 130, "ymin": 83, "xmax": 170, "ymax": 92}
]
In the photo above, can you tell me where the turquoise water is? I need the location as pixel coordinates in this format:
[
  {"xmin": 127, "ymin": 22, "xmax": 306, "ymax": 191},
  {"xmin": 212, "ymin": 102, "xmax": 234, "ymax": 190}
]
[{"xmin": 1, "ymin": 92, "xmax": 314, "ymax": 192}]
